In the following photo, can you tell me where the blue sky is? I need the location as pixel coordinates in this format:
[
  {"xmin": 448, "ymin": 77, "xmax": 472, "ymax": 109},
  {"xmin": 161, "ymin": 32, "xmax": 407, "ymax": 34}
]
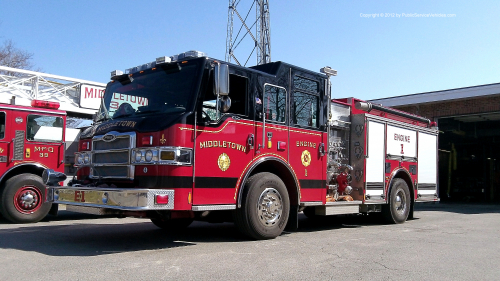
[{"xmin": 1, "ymin": 0, "xmax": 499, "ymax": 101}]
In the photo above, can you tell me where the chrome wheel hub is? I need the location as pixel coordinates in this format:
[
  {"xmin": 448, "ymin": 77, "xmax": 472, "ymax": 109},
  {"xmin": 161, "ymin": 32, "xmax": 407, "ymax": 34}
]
[
  {"xmin": 22, "ymin": 193, "xmax": 35, "ymax": 205},
  {"xmin": 395, "ymin": 190, "xmax": 406, "ymax": 214},
  {"xmin": 257, "ymin": 188, "xmax": 283, "ymax": 226}
]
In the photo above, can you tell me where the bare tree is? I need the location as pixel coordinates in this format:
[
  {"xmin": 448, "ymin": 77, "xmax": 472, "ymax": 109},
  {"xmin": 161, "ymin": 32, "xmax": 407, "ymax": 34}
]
[{"xmin": 0, "ymin": 39, "xmax": 38, "ymax": 76}]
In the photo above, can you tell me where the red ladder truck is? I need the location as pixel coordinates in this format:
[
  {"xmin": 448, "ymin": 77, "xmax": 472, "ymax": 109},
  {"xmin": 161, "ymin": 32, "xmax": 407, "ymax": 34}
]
[
  {"xmin": 44, "ymin": 51, "xmax": 438, "ymax": 239},
  {"xmin": 0, "ymin": 98, "xmax": 65, "ymax": 223}
]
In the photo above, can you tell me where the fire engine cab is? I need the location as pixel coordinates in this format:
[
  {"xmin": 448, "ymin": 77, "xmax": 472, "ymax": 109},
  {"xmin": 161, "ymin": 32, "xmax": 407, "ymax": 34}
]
[
  {"xmin": 44, "ymin": 51, "xmax": 438, "ymax": 239},
  {"xmin": 0, "ymin": 98, "xmax": 65, "ymax": 223}
]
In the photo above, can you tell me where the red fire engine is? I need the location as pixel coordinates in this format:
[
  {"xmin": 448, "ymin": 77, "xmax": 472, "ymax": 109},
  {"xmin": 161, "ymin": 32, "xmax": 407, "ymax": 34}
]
[
  {"xmin": 44, "ymin": 51, "xmax": 438, "ymax": 239},
  {"xmin": 0, "ymin": 98, "xmax": 66, "ymax": 223}
]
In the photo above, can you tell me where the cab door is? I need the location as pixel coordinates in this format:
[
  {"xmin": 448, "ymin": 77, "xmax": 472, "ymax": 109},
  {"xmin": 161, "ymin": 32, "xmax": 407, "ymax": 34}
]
[
  {"xmin": 193, "ymin": 73, "xmax": 254, "ymax": 205},
  {"xmin": 288, "ymin": 75, "xmax": 324, "ymax": 202},
  {"xmin": 22, "ymin": 113, "xmax": 65, "ymax": 171},
  {"xmin": 0, "ymin": 111, "xmax": 10, "ymax": 169},
  {"xmin": 254, "ymin": 84, "xmax": 289, "ymax": 162}
]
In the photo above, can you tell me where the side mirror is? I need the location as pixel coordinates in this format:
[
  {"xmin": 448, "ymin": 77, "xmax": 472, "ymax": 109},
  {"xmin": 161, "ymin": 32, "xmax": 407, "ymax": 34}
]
[
  {"xmin": 214, "ymin": 63, "xmax": 229, "ymax": 96},
  {"xmin": 218, "ymin": 96, "xmax": 231, "ymax": 113}
]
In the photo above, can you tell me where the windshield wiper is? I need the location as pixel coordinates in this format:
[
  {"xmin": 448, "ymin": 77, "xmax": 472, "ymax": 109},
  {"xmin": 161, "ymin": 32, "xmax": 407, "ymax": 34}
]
[
  {"xmin": 135, "ymin": 109, "xmax": 161, "ymax": 115},
  {"xmin": 95, "ymin": 98, "xmax": 112, "ymax": 122}
]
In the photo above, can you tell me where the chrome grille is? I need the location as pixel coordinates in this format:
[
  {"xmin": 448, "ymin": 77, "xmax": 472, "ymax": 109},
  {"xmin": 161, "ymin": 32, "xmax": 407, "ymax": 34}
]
[
  {"xmin": 93, "ymin": 150, "xmax": 129, "ymax": 164},
  {"xmin": 92, "ymin": 166, "xmax": 130, "ymax": 178},
  {"xmin": 93, "ymin": 138, "xmax": 130, "ymax": 150},
  {"xmin": 91, "ymin": 131, "xmax": 136, "ymax": 179}
]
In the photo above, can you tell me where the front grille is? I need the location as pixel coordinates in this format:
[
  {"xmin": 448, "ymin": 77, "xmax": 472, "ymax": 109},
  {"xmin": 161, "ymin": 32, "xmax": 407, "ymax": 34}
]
[
  {"xmin": 93, "ymin": 137, "xmax": 130, "ymax": 150},
  {"xmin": 93, "ymin": 151, "xmax": 129, "ymax": 164},
  {"xmin": 92, "ymin": 166, "xmax": 130, "ymax": 178},
  {"xmin": 13, "ymin": 130, "xmax": 24, "ymax": 160},
  {"xmin": 91, "ymin": 131, "xmax": 136, "ymax": 179}
]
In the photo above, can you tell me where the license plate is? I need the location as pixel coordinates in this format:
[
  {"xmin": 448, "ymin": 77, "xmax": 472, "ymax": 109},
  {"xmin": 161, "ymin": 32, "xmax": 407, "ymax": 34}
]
[{"xmin": 58, "ymin": 189, "xmax": 105, "ymax": 204}]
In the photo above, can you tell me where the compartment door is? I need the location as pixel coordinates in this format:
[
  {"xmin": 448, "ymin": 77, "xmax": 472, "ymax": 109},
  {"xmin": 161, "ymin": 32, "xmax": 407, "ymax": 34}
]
[
  {"xmin": 365, "ymin": 120, "xmax": 385, "ymax": 200},
  {"xmin": 417, "ymin": 132, "xmax": 438, "ymax": 200}
]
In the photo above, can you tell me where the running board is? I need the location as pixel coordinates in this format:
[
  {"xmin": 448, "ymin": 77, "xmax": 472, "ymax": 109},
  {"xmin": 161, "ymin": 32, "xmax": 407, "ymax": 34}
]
[{"xmin": 315, "ymin": 204, "xmax": 361, "ymax": 216}]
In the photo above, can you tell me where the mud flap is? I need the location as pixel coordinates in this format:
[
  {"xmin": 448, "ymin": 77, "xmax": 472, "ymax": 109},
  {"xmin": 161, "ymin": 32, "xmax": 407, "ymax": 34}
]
[
  {"xmin": 48, "ymin": 204, "xmax": 59, "ymax": 216},
  {"xmin": 408, "ymin": 202, "xmax": 414, "ymax": 220},
  {"xmin": 285, "ymin": 205, "xmax": 298, "ymax": 231}
]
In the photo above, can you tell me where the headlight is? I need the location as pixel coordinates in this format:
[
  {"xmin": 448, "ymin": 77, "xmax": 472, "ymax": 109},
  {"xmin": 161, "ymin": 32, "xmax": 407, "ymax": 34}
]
[
  {"xmin": 159, "ymin": 148, "xmax": 192, "ymax": 165},
  {"xmin": 135, "ymin": 150, "xmax": 143, "ymax": 162},
  {"xmin": 83, "ymin": 153, "xmax": 90, "ymax": 164},
  {"xmin": 145, "ymin": 150, "xmax": 154, "ymax": 162},
  {"xmin": 75, "ymin": 153, "xmax": 83, "ymax": 165},
  {"xmin": 132, "ymin": 147, "xmax": 191, "ymax": 165},
  {"xmin": 75, "ymin": 152, "xmax": 91, "ymax": 166}
]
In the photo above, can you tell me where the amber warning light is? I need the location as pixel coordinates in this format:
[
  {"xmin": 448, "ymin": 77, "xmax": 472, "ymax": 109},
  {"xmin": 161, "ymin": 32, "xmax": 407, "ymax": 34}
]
[{"xmin": 31, "ymin": 100, "xmax": 60, "ymax": 109}]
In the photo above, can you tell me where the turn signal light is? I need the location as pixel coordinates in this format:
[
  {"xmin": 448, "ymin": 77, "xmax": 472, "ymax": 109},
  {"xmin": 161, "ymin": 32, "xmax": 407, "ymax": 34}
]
[
  {"xmin": 141, "ymin": 136, "xmax": 153, "ymax": 146},
  {"xmin": 155, "ymin": 194, "xmax": 169, "ymax": 205},
  {"xmin": 160, "ymin": 151, "xmax": 175, "ymax": 161},
  {"xmin": 80, "ymin": 141, "xmax": 90, "ymax": 151},
  {"xmin": 31, "ymin": 100, "xmax": 60, "ymax": 109}
]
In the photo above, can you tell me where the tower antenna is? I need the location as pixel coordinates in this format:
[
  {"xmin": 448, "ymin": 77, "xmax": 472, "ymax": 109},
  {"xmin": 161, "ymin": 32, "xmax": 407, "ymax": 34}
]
[{"xmin": 226, "ymin": 0, "xmax": 271, "ymax": 66}]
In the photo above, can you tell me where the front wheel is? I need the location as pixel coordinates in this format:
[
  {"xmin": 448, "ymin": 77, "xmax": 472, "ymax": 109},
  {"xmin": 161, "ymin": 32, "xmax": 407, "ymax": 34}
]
[
  {"xmin": 234, "ymin": 172, "xmax": 290, "ymax": 240},
  {"xmin": 0, "ymin": 174, "xmax": 52, "ymax": 223},
  {"xmin": 382, "ymin": 178, "xmax": 411, "ymax": 224}
]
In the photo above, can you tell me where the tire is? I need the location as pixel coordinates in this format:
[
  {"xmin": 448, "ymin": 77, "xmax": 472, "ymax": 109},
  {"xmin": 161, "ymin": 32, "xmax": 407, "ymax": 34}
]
[
  {"xmin": 234, "ymin": 172, "xmax": 290, "ymax": 240},
  {"xmin": 382, "ymin": 178, "xmax": 411, "ymax": 224},
  {"xmin": 0, "ymin": 174, "xmax": 52, "ymax": 223},
  {"xmin": 150, "ymin": 218, "xmax": 193, "ymax": 230}
]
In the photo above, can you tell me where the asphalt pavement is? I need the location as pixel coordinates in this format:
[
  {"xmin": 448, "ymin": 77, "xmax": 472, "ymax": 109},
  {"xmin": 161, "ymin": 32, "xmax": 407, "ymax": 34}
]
[{"xmin": 0, "ymin": 203, "xmax": 499, "ymax": 280}]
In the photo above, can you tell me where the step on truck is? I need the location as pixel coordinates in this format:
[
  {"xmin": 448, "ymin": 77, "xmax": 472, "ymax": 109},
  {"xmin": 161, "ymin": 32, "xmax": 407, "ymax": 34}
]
[
  {"xmin": 0, "ymin": 98, "xmax": 66, "ymax": 223},
  {"xmin": 44, "ymin": 51, "xmax": 438, "ymax": 239}
]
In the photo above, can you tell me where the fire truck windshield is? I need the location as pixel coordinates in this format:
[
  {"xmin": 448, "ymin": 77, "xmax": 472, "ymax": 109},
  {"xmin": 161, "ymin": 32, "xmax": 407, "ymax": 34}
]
[{"xmin": 96, "ymin": 61, "xmax": 202, "ymax": 121}]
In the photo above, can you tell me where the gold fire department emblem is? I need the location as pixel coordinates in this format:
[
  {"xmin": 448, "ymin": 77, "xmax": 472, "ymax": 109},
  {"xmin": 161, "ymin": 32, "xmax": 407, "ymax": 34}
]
[
  {"xmin": 301, "ymin": 150, "xmax": 311, "ymax": 167},
  {"xmin": 218, "ymin": 153, "xmax": 231, "ymax": 171}
]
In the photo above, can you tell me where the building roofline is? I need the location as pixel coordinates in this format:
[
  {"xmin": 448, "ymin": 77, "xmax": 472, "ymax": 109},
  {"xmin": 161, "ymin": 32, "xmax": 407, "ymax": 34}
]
[{"xmin": 370, "ymin": 82, "xmax": 500, "ymax": 107}]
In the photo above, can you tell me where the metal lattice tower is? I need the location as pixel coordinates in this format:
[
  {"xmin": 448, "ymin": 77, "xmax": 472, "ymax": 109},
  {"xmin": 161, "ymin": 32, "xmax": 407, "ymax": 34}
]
[{"xmin": 226, "ymin": 0, "xmax": 271, "ymax": 66}]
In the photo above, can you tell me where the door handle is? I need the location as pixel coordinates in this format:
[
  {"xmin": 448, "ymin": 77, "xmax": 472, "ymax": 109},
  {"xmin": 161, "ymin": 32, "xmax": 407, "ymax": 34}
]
[
  {"xmin": 319, "ymin": 142, "xmax": 326, "ymax": 156},
  {"xmin": 247, "ymin": 134, "xmax": 254, "ymax": 149}
]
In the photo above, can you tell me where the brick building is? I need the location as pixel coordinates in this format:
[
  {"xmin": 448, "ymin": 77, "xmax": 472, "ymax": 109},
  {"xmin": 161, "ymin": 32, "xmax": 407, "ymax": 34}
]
[{"xmin": 371, "ymin": 83, "xmax": 500, "ymax": 202}]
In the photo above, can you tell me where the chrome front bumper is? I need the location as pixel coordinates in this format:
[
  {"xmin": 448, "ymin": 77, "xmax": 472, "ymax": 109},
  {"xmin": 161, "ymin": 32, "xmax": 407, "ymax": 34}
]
[{"xmin": 46, "ymin": 186, "xmax": 175, "ymax": 211}]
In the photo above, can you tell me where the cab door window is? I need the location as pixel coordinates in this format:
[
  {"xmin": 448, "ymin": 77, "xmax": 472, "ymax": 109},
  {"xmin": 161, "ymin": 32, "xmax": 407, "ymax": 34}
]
[
  {"xmin": 0, "ymin": 112, "xmax": 5, "ymax": 139},
  {"xmin": 27, "ymin": 114, "xmax": 63, "ymax": 142},
  {"xmin": 292, "ymin": 92, "xmax": 319, "ymax": 128},
  {"xmin": 292, "ymin": 76, "xmax": 320, "ymax": 128},
  {"xmin": 202, "ymin": 73, "xmax": 249, "ymax": 121},
  {"xmin": 264, "ymin": 84, "xmax": 286, "ymax": 123}
]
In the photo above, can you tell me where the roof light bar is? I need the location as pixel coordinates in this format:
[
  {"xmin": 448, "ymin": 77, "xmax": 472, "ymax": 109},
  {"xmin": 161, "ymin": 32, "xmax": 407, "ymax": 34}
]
[
  {"xmin": 111, "ymin": 70, "xmax": 123, "ymax": 80},
  {"xmin": 156, "ymin": 56, "xmax": 172, "ymax": 65},
  {"xmin": 31, "ymin": 99, "xmax": 60, "ymax": 109},
  {"xmin": 178, "ymin": 50, "xmax": 206, "ymax": 60},
  {"xmin": 320, "ymin": 66, "xmax": 338, "ymax": 77},
  {"xmin": 120, "ymin": 50, "xmax": 207, "ymax": 76}
]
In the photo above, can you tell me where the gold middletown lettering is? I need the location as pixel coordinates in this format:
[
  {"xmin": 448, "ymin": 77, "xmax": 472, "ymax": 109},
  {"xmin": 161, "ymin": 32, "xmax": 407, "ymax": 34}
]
[
  {"xmin": 34, "ymin": 147, "xmax": 54, "ymax": 153},
  {"xmin": 296, "ymin": 141, "xmax": 317, "ymax": 148},
  {"xmin": 96, "ymin": 121, "xmax": 137, "ymax": 133},
  {"xmin": 200, "ymin": 140, "xmax": 247, "ymax": 152}
]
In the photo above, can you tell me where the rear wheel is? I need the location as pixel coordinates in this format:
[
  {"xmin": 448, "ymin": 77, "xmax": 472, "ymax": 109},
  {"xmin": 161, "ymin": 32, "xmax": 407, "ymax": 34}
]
[
  {"xmin": 382, "ymin": 178, "xmax": 411, "ymax": 224},
  {"xmin": 234, "ymin": 172, "xmax": 290, "ymax": 240},
  {"xmin": 0, "ymin": 174, "xmax": 52, "ymax": 223}
]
